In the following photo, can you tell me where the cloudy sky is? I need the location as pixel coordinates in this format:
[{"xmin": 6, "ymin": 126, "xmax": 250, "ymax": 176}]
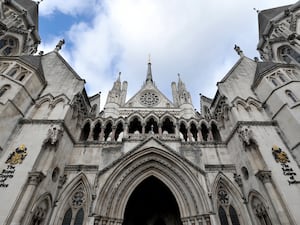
[{"xmin": 38, "ymin": 0, "xmax": 296, "ymax": 110}]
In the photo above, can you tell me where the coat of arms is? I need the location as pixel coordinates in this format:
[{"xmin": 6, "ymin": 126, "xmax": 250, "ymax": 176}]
[{"xmin": 5, "ymin": 144, "xmax": 28, "ymax": 165}]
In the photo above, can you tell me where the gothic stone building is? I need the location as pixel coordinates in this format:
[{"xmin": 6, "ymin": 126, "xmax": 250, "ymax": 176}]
[{"xmin": 0, "ymin": 1, "xmax": 300, "ymax": 225}]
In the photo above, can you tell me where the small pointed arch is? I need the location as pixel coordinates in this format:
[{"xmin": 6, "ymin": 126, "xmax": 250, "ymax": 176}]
[
  {"xmin": 128, "ymin": 115, "xmax": 143, "ymax": 134},
  {"xmin": 161, "ymin": 116, "xmax": 175, "ymax": 134},
  {"xmin": 104, "ymin": 120, "xmax": 113, "ymax": 141},
  {"xmin": 248, "ymin": 191, "xmax": 273, "ymax": 225},
  {"xmin": 80, "ymin": 121, "xmax": 91, "ymax": 141},
  {"xmin": 285, "ymin": 90, "xmax": 298, "ymax": 103},
  {"xmin": 0, "ymin": 84, "xmax": 10, "ymax": 97},
  {"xmin": 26, "ymin": 193, "xmax": 52, "ymax": 225},
  {"xmin": 210, "ymin": 121, "xmax": 221, "ymax": 142},
  {"xmin": 247, "ymin": 98, "xmax": 263, "ymax": 111},
  {"xmin": 179, "ymin": 121, "xmax": 188, "ymax": 141},
  {"xmin": 213, "ymin": 173, "xmax": 245, "ymax": 225},
  {"xmin": 235, "ymin": 99, "xmax": 248, "ymax": 111},
  {"xmin": 7, "ymin": 65, "xmax": 19, "ymax": 77},
  {"xmin": 52, "ymin": 95, "xmax": 70, "ymax": 108},
  {"xmin": 54, "ymin": 173, "xmax": 92, "ymax": 225},
  {"xmin": 92, "ymin": 120, "xmax": 102, "ymax": 141},
  {"xmin": 200, "ymin": 121, "xmax": 209, "ymax": 141},
  {"xmin": 35, "ymin": 95, "xmax": 54, "ymax": 108},
  {"xmin": 145, "ymin": 116, "xmax": 159, "ymax": 134},
  {"xmin": 144, "ymin": 113, "xmax": 159, "ymax": 124},
  {"xmin": 115, "ymin": 121, "xmax": 124, "ymax": 141},
  {"xmin": 189, "ymin": 121, "xmax": 198, "ymax": 141}
]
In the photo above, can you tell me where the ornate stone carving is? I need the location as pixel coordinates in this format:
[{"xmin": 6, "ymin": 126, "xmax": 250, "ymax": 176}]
[
  {"xmin": 238, "ymin": 126, "xmax": 256, "ymax": 147},
  {"xmin": 272, "ymin": 145, "xmax": 289, "ymax": 163},
  {"xmin": 72, "ymin": 187, "xmax": 86, "ymax": 207},
  {"xmin": 233, "ymin": 173, "xmax": 243, "ymax": 187},
  {"xmin": 5, "ymin": 144, "xmax": 27, "ymax": 165},
  {"xmin": 43, "ymin": 124, "xmax": 63, "ymax": 147},
  {"xmin": 255, "ymin": 170, "xmax": 271, "ymax": 184},
  {"xmin": 218, "ymin": 188, "xmax": 229, "ymax": 205},
  {"xmin": 58, "ymin": 174, "xmax": 67, "ymax": 189},
  {"xmin": 28, "ymin": 171, "xmax": 45, "ymax": 186}
]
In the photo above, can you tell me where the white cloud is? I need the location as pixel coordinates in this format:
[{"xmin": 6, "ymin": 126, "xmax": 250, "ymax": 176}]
[
  {"xmin": 38, "ymin": 0, "xmax": 297, "ymax": 110},
  {"xmin": 39, "ymin": 0, "xmax": 99, "ymax": 16}
]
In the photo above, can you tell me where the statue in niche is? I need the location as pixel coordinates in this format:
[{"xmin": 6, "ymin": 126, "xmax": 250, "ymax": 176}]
[{"xmin": 43, "ymin": 124, "xmax": 63, "ymax": 147}]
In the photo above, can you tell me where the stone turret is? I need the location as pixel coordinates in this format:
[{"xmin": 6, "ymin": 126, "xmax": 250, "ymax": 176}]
[{"xmin": 0, "ymin": 0, "xmax": 40, "ymax": 56}]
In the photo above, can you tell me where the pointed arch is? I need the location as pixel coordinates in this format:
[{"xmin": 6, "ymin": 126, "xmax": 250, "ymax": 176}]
[
  {"xmin": 25, "ymin": 193, "xmax": 52, "ymax": 225},
  {"xmin": 160, "ymin": 113, "xmax": 176, "ymax": 125},
  {"xmin": 212, "ymin": 173, "xmax": 246, "ymax": 225},
  {"xmin": 52, "ymin": 173, "xmax": 92, "ymax": 225},
  {"xmin": 248, "ymin": 191, "xmax": 273, "ymax": 225},
  {"xmin": 95, "ymin": 147, "xmax": 209, "ymax": 221}
]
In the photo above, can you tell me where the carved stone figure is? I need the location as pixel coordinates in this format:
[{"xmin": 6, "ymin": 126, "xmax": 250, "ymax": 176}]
[
  {"xmin": 238, "ymin": 126, "xmax": 256, "ymax": 147},
  {"xmin": 43, "ymin": 124, "xmax": 63, "ymax": 146}
]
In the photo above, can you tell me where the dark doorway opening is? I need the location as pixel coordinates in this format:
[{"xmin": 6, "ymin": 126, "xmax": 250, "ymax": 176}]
[{"xmin": 123, "ymin": 176, "xmax": 182, "ymax": 225}]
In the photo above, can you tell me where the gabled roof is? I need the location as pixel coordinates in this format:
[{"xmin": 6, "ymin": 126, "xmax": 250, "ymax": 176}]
[
  {"xmin": 258, "ymin": 5, "xmax": 290, "ymax": 38},
  {"xmin": 252, "ymin": 61, "xmax": 295, "ymax": 88}
]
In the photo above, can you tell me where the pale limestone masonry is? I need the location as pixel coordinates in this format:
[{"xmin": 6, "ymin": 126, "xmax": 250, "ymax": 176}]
[{"xmin": 0, "ymin": 1, "xmax": 300, "ymax": 225}]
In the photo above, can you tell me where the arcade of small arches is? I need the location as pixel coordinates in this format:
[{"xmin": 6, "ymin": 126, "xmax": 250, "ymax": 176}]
[{"xmin": 79, "ymin": 114, "xmax": 222, "ymax": 143}]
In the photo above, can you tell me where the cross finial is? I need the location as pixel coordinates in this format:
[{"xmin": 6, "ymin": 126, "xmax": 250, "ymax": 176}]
[
  {"xmin": 253, "ymin": 8, "xmax": 260, "ymax": 13},
  {"xmin": 55, "ymin": 39, "xmax": 65, "ymax": 52},
  {"xmin": 234, "ymin": 44, "xmax": 244, "ymax": 57},
  {"xmin": 148, "ymin": 54, "xmax": 151, "ymax": 64}
]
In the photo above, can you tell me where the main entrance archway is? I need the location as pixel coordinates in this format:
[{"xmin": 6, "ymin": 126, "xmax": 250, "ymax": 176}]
[{"xmin": 123, "ymin": 176, "xmax": 182, "ymax": 225}]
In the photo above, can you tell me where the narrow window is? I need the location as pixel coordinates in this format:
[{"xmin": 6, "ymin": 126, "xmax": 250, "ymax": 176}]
[
  {"xmin": 278, "ymin": 73, "xmax": 286, "ymax": 82},
  {"xmin": 271, "ymin": 78, "xmax": 278, "ymax": 87},
  {"xmin": 74, "ymin": 208, "xmax": 84, "ymax": 225},
  {"xmin": 62, "ymin": 208, "xmax": 72, "ymax": 225},
  {"xmin": 80, "ymin": 122, "xmax": 90, "ymax": 141},
  {"xmin": 286, "ymin": 90, "xmax": 297, "ymax": 103},
  {"xmin": 0, "ymin": 85, "xmax": 9, "ymax": 97},
  {"xmin": 229, "ymin": 205, "xmax": 240, "ymax": 225},
  {"xmin": 218, "ymin": 206, "xmax": 229, "ymax": 225}
]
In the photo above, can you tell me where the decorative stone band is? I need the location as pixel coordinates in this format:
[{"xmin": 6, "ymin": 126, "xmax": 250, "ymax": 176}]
[
  {"xmin": 255, "ymin": 170, "xmax": 272, "ymax": 183},
  {"xmin": 27, "ymin": 171, "xmax": 45, "ymax": 186},
  {"xmin": 181, "ymin": 215, "xmax": 211, "ymax": 225},
  {"xmin": 94, "ymin": 216, "xmax": 123, "ymax": 225}
]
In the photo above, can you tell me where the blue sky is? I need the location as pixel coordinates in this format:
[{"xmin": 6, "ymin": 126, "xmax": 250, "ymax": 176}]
[{"xmin": 38, "ymin": 0, "xmax": 297, "ymax": 110}]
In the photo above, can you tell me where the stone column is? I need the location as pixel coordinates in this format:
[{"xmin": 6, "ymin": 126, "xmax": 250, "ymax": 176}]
[
  {"xmin": 88, "ymin": 125, "xmax": 94, "ymax": 141},
  {"xmin": 123, "ymin": 122, "xmax": 128, "ymax": 138},
  {"xmin": 197, "ymin": 127, "xmax": 203, "ymax": 141},
  {"xmin": 207, "ymin": 128, "xmax": 213, "ymax": 141},
  {"xmin": 256, "ymin": 170, "xmax": 292, "ymax": 225},
  {"xmin": 175, "ymin": 122, "xmax": 180, "ymax": 138},
  {"xmin": 111, "ymin": 126, "xmax": 116, "ymax": 141},
  {"xmin": 158, "ymin": 123, "xmax": 162, "ymax": 136},
  {"xmin": 10, "ymin": 172, "xmax": 45, "ymax": 225},
  {"xmin": 142, "ymin": 123, "xmax": 145, "ymax": 135},
  {"xmin": 99, "ymin": 126, "xmax": 105, "ymax": 141}
]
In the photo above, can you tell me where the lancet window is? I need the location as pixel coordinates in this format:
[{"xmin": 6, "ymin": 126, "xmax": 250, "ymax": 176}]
[
  {"xmin": 80, "ymin": 122, "xmax": 90, "ymax": 141},
  {"xmin": 161, "ymin": 117, "xmax": 174, "ymax": 134},
  {"xmin": 61, "ymin": 185, "xmax": 86, "ymax": 225},
  {"xmin": 217, "ymin": 184, "xmax": 241, "ymax": 225}
]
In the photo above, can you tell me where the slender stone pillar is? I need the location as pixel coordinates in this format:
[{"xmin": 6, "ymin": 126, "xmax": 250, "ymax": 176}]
[
  {"xmin": 256, "ymin": 170, "xmax": 292, "ymax": 225},
  {"xmin": 99, "ymin": 126, "xmax": 105, "ymax": 141},
  {"xmin": 10, "ymin": 172, "xmax": 45, "ymax": 225}
]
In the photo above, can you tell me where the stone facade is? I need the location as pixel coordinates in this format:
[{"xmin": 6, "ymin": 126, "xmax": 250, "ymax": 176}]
[{"xmin": 0, "ymin": 1, "xmax": 300, "ymax": 225}]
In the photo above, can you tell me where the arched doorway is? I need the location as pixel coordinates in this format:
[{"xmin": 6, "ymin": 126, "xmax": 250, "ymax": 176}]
[{"xmin": 123, "ymin": 176, "xmax": 182, "ymax": 225}]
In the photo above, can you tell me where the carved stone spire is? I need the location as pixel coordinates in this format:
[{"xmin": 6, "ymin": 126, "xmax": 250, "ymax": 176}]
[{"xmin": 146, "ymin": 57, "xmax": 153, "ymax": 83}]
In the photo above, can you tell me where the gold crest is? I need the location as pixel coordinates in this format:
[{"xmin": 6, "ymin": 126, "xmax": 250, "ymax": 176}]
[
  {"xmin": 5, "ymin": 144, "xmax": 28, "ymax": 165},
  {"xmin": 272, "ymin": 145, "xmax": 289, "ymax": 164}
]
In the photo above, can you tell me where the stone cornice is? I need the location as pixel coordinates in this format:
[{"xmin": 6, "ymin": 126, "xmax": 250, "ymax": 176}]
[
  {"xmin": 225, "ymin": 120, "xmax": 277, "ymax": 144},
  {"xmin": 21, "ymin": 119, "xmax": 76, "ymax": 144},
  {"xmin": 64, "ymin": 165, "xmax": 99, "ymax": 172}
]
